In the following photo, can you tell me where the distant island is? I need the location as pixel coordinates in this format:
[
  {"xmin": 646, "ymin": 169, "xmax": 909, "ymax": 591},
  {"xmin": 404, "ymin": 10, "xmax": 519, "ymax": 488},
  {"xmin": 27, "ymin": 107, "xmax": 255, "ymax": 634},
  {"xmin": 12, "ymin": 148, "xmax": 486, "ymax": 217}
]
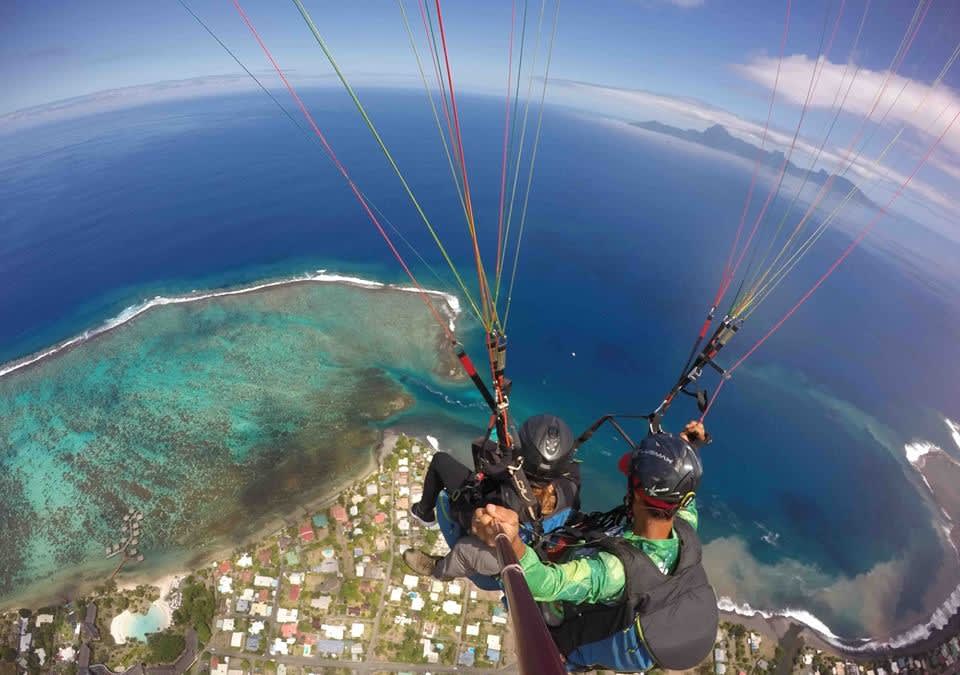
[{"xmin": 632, "ymin": 120, "xmax": 876, "ymax": 209}]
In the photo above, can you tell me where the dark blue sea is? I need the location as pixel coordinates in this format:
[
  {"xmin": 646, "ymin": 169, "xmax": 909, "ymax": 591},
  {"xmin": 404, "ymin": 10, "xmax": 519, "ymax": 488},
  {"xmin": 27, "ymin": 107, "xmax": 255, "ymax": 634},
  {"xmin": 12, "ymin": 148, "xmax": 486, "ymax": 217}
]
[{"xmin": 2, "ymin": 88, "xmax": 959, "ymax": 639}]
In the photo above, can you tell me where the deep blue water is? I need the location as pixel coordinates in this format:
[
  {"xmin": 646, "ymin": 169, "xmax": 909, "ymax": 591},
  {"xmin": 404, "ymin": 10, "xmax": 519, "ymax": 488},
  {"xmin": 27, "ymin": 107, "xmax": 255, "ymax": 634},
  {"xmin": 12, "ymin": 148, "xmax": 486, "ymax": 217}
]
[{"xmin": 2, "ymin": 88, "xmax": 959, "ymax": 636}]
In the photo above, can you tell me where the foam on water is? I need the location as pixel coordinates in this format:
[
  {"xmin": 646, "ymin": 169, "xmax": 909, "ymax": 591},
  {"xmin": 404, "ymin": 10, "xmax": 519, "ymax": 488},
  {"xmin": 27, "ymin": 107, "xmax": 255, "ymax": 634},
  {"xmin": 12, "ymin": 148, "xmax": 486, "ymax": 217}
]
[
  {"xmin": 719, "ymin": 586, "xmax": 960, "ymax": 652},
  {"xmin": 0, "ymin": 270, "xmax": 462, "ymax": 379},
  {"xmin": 0, "ymin": 273, "xmax": 460, "ymax": 605},
  {"xmin": 905, "ymin": 441, "xmax": 938, "ymax": 465},
  {"xmin": 948, "ymin": 418, "xmax": 960, "ymax": 452}
]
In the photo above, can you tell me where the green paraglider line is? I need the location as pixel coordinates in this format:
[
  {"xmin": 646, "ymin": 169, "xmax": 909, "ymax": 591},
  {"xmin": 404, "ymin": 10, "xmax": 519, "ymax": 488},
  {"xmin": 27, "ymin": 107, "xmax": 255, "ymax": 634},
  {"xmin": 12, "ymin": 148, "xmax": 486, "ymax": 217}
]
[
  {"xmin": 229, "ymin": 0, "xmax": 458, "ymax": 343},
  {"xmin": 177, "ymin": 0, "xmax": 450, "ymax": 292},
  {"xmin": 291, "ymin": 0, "xmax": 486, "ymax": 327},
  {"xmin": 397, "ymin": 0, "xmax": 468, "ymax": 221}
]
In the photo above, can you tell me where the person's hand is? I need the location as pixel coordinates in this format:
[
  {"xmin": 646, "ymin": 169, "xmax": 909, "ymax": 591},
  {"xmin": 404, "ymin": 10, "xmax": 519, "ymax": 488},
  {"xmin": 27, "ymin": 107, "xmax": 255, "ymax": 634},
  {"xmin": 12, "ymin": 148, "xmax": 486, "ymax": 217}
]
[
  {"xmin": 472, "ymin": 504, "xmax": 524, "ymax": 558},
  {"xmin": 471, "ymin": 507, "xmax": 496, "ymax": 544},
  {"xmin": 680, "ymin": 420, "xmax": 707, "ymax": 445}
]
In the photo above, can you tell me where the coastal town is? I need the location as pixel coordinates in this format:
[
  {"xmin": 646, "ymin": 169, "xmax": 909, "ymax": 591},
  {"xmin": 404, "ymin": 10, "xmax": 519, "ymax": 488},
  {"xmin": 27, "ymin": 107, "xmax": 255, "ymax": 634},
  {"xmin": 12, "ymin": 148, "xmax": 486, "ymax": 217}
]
[{"xmin": 2, "ymin": 434, "xmax": 959, "ymax": 675}]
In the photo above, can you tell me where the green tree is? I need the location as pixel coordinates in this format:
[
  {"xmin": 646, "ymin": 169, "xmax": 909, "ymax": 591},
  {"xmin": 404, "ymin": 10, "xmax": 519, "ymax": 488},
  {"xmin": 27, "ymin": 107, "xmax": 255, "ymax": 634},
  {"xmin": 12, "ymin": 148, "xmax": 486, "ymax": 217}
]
[
  {"xmin": 172, "ymin": 576, "xmax": 215, "ymax": 645},
  {"xmin": 147, "ymin": 632, "xmax": 186, "ymax": 663}
]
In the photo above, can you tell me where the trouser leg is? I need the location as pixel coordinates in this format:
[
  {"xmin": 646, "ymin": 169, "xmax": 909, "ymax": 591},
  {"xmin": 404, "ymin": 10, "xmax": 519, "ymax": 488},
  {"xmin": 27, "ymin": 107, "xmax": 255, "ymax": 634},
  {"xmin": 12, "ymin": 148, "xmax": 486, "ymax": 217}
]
[
  {"xmin": 432, "ymin": 535, "xmax": 501, "ymax": 579},
  {"xmin": 419, "ymin": 452, "xmax": 473, "ymax": 512}
]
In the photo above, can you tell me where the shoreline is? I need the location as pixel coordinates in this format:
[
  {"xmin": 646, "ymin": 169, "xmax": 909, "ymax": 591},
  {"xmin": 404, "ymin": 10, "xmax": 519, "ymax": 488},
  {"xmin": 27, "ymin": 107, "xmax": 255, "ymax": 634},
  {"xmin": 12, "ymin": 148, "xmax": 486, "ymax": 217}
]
[
  {"xmin": 4, "ymin": 425, "xmax": 958, "ymax": 662},
  {"xmin": 2, "ymin": 268, "xmax": 957, "ymax": 653},
  {"xmin": 0, "ymin": 269, "xmax": 462, "ymax": 380},
  {"xmin": 0, "ymin": 429, "xmax": 401, "ymax": 614}
]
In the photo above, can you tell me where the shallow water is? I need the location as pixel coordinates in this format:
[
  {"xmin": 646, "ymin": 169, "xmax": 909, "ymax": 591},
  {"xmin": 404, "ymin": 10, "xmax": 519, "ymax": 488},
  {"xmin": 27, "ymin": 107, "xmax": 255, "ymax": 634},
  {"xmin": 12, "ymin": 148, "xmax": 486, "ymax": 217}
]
[
  {"xmin": 2, "ymin": 89, "xmax": 959, "ymax": 640},
  {"xmin": 112, "ymin": 604, "xmax": 169, "ymax": 644},
  {"xmin": 0, "ymin": 279, "xmax": 454, "ymax": 602}
]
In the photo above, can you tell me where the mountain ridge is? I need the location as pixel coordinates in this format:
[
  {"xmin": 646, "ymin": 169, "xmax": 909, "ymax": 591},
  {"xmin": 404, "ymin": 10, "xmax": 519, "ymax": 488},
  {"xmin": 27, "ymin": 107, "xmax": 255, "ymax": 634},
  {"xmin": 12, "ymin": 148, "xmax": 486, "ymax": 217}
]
[{"xmin": 632, "ymin": 120, "xmax": 876, "ymax": 208}]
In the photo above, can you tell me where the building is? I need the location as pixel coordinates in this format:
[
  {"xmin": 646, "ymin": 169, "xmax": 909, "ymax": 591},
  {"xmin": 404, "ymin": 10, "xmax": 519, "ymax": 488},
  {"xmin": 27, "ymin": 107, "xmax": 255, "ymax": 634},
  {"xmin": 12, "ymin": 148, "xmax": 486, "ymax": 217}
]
[
  {"xmin": 331, "ymin": 505, "xmax": 348, "ymax": 524},
  {"xmin": 218, "ymin": 575, "xmax": 234, "ymax": 594},
  {"xmin": 317, "ymin": 559, "xmax": 339, "ymax": 575},
  {"xmin": 277, "ymin": 608, "xmax": 298, "ymax": 623},
  {"xmin": 311, "ymin": 595, "xmax": 333, "ymax": 612},
  {"xmin": 322, "ymin": 624, "xmax": 346, "ymax": 640},
  {"xmin": 459, "ymin": 646, "xmax": 476, "ymax": 667},
  {"xmin": 313, "ymin": 513, "xmax": 329, "ymax": 529},
  {"xmin": 299, "ymin": 520, "xmax": 315, "ymax": 542},
  {"xmin": 316, "ymin": 640, "xmax": 345, "ymax": 656}
]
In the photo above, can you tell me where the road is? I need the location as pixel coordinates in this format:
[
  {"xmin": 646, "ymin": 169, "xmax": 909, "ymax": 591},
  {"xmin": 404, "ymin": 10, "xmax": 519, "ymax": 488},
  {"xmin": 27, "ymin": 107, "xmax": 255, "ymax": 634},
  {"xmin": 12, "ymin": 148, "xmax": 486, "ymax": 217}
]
[
  {"xmin": 208, "ymin": 646, "xmax": 519, "ymax": 673},
  {"xmin": 365, "ymin": 471, "xmax": 395, "ymax": 660}
]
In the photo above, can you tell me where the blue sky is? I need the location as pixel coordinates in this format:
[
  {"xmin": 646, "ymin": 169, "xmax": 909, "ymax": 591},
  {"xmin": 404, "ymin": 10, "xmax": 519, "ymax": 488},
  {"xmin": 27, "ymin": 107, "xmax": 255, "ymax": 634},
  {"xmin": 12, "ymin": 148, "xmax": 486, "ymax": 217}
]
[{"xmin": 2, "ymin": 0, "xmax": 959, "ymax": 231}]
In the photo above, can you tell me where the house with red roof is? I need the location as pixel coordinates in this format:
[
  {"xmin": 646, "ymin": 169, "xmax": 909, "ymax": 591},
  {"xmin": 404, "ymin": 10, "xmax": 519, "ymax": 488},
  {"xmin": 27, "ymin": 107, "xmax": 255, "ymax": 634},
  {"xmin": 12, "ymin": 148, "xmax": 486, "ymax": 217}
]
[
  {"xmin": 299, "ymin": 520, "xmax": 315, "ymax": 543},
  {"xmin": 289, "ymin": 585, "xmax": 301, "ymax": 603},
  {"xmin": 217, "ymin": 560, "xmax": 232, "ymax": 576},
  {"xmin": 280, "ymin": 623, "xmax": 298, "ymax": 639},
  {"xmin": 373, "ymin": 512, "xmax": 387, "ymax": 525},
  {"xmin": 330, "ymin": 505, "xmax": 348, "ymax": 524}
]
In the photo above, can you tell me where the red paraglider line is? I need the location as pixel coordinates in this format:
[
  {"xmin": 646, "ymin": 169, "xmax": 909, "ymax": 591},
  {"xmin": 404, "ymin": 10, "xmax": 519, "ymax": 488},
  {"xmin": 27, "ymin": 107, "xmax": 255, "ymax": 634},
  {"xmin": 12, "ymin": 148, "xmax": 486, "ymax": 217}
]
[
  {"xmin": 725, "ymin": 0, "xmax": 847, "ymax": 292},
  {"xmin": 714, "ymin": 0, "xmax": 793, "ymax": 307},
  {"xmin": 496, "ymin": 0, "xmax": 518, "ymax": 287},
  {"xmin": 434, "ymin": 0, "xmax": 495, "ymax": 329},
  {"xmin": 703, "ymin": 103, "xmax": 960, "ymax": 419},
  {"xmin": 230, "ymin": 0, "xmax": 455, "ymax": 343}
]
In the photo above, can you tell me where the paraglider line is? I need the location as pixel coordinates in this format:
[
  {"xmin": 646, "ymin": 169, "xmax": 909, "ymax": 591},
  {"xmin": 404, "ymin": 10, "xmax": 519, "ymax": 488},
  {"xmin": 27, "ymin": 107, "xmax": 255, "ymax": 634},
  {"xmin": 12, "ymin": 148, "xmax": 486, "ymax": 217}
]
[
  {"xmin": 704, "ymin": 102, "xmax": 960, "ymax": 419},
  {"xmin": 229, "ymin": 0, "xmax": 455, "ymax": 342}
]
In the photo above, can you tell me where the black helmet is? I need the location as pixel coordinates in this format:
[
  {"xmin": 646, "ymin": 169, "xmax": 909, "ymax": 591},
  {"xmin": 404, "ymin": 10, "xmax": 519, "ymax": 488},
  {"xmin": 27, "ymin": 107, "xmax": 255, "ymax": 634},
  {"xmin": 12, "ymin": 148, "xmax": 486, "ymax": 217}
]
[
  {"xmin": 618, "ymin": 433, "xmax": 702, "ymax": 513},
  {"xmin": 518, "ymin": 414, "xmax": 575, "ymax": 481}
]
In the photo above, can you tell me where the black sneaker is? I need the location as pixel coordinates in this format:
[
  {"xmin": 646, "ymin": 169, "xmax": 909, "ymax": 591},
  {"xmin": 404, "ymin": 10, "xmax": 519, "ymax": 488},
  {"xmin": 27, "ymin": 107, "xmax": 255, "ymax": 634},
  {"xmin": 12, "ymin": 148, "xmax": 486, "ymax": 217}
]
[
  {"xmin": 409, "ymin": 501, "xmax": 436, "ymax": 526},
  {"xmin": 403, "ymin": 549, "xmax": 442, "ymax": 577}
]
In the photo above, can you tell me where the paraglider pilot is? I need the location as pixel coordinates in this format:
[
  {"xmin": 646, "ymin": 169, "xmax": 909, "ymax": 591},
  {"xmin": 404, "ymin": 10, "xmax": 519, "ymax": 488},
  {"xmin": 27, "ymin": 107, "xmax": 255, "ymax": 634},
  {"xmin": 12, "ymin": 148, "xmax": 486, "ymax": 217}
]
[{"xmin": 474, "ymin": 421, "xmax": 718, "ymax": 673}]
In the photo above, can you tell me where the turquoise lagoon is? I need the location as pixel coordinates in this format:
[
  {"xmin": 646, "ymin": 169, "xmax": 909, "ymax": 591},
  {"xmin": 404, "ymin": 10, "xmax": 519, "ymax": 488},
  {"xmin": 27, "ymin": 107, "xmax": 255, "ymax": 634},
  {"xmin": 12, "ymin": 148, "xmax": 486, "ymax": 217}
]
[{"xmin": 0, "ymin": 275, "xmax": 462, "ymax": 606}]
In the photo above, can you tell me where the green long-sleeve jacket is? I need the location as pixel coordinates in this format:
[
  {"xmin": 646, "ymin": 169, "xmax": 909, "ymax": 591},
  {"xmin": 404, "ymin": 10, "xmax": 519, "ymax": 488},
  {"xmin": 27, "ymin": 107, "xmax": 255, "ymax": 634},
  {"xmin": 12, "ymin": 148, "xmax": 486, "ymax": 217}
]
[{"xmin": 518, "ymin": 500, "xmax": 699, "ymax": 605}]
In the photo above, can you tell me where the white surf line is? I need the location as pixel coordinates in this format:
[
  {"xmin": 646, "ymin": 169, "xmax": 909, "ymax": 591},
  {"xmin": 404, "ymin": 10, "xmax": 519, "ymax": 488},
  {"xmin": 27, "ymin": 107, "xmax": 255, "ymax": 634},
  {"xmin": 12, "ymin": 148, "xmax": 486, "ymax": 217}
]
[
  {"xmin": 0, "ymin": 270, "xmax": 462, "ymax": 380},
  {"xmin": 947, "ymin": 418, "xmax": 960, "ymax": 453}
]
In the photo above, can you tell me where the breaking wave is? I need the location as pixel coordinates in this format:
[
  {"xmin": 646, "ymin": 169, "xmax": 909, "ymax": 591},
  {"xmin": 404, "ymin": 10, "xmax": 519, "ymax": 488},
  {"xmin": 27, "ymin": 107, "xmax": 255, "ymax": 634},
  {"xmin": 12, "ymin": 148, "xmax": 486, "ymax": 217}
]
[
  {"xmin": 0, "ymin": 270, "xmax": 462, "ymax": 380},
  {"xmin": 719, "ymin": 585, "xmax": 960, "ymax": 652}
]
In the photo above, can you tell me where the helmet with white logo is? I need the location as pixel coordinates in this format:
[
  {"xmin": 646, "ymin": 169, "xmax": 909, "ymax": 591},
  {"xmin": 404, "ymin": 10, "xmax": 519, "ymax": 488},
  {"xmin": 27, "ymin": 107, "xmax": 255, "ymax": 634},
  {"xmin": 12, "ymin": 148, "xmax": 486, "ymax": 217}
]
[
  {"xmin": 618, "ymin": 433, "xmax": 702, "ymax": 514},
  {"xmin": 517, "ymin": 413, "xmax": 575, "ymax": 482}
]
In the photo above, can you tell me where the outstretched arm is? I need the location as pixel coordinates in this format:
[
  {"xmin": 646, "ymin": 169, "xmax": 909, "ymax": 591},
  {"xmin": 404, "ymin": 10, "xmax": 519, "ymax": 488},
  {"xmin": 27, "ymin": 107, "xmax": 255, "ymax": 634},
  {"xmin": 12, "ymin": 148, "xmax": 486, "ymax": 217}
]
[{"xmin": 473, "ymin": 504, "xmax": 626, "ymax": 604}]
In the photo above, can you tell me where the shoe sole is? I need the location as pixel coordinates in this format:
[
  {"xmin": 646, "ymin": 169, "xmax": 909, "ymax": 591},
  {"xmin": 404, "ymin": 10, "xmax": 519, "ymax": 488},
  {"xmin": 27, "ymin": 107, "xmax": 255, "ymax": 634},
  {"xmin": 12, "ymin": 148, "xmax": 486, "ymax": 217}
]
[{"xmin": 409, "ymin": 505, "xmax": 437, "ymax": 528}]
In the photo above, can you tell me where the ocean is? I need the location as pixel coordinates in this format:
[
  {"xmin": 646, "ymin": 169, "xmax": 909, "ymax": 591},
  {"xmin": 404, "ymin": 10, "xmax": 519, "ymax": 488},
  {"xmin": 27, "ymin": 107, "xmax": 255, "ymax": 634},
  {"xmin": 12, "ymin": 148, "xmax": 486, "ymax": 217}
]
[{"xmin": 2, "ymin": 87, "xmax": 959, "ymax": 643}]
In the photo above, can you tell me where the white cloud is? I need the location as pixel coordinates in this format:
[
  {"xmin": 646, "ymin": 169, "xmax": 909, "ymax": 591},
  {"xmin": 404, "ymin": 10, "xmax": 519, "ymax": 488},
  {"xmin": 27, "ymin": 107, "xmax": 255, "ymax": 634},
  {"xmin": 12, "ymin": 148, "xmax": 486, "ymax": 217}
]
[
  {"xmin": 667, "ymin": 0, "xmax": 705, "ymax": 7},
  {"xmin": 735, "ymin": 54, "xmax": 960, "ymax": 156}
]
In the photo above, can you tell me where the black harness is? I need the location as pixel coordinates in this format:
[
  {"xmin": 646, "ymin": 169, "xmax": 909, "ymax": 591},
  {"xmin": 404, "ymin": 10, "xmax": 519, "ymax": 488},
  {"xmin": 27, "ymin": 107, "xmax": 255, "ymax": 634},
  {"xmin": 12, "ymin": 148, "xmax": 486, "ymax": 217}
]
[{"xmin": 547, "ymin": 518, "xmax": 718, "ymax": 671}]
